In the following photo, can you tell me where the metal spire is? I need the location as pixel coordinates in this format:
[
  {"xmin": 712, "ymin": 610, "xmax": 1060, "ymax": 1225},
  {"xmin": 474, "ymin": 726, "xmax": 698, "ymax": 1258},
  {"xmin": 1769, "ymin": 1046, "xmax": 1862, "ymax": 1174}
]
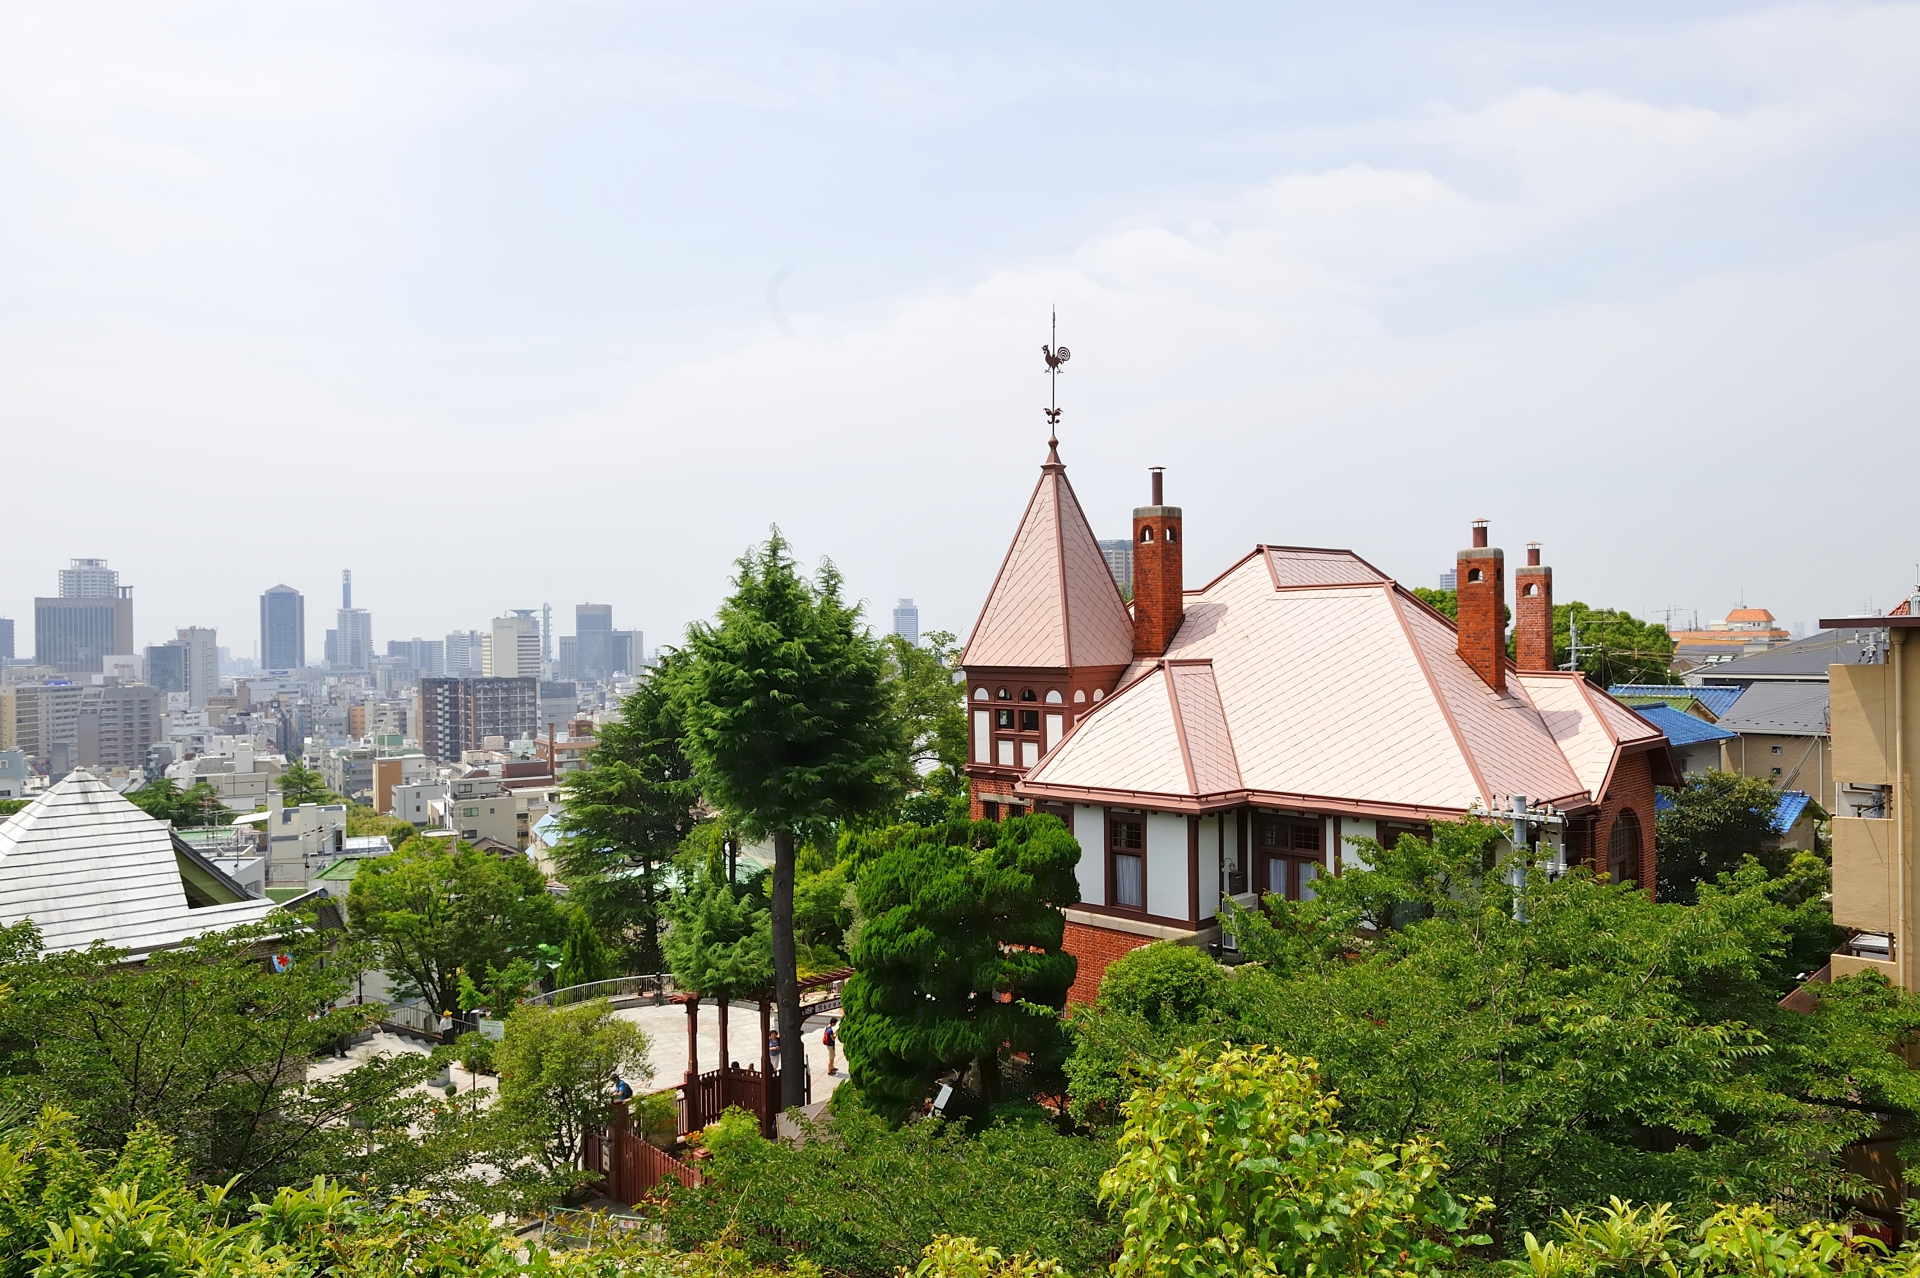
[{"xmin": 1041, "ymin": 310, "xmax": 1070, "ymax": 464}]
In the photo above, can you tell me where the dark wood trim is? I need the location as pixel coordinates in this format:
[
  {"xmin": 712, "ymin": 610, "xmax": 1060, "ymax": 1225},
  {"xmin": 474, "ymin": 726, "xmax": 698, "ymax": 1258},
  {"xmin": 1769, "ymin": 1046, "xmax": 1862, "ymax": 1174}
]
[
  {"xmin": 1070, "ymin": 901, "xmax": 1202, "ymax": 931},
  {"xmin": 1104, "ymin": 806, "xmax": 1148, "ymax": 915}
]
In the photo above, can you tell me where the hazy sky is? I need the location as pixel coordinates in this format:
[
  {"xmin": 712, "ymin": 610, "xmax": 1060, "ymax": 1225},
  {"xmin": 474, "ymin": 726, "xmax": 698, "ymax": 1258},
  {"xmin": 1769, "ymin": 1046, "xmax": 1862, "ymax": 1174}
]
[{"xmin": 4, "ymin": 2, "xmax": 1918, "ymax": 660}]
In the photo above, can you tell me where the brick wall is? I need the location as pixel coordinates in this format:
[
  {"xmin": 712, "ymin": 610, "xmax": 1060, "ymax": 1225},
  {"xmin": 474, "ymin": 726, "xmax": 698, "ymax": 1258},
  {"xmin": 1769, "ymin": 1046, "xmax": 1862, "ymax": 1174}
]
[
  {"xmin": 1456, "ymin": 543, "xmax": 1506, "ymax": 692},
  {"xmin": 1063, "ymin": 918, "xmax": 1155, "ymax": 1006},
  {"xmin": 969, "ymin": 776, "xmax": 1017, "ymax": 821},
  {"xmin": 1514, "ymin": 562, "xmax": 1553, "ymax": 672},
  {"xmin": 1131, "ymin": 506, "xmax": 1184, "ymax": 659},
  {"xmin": 1593, "ymin": 748, "xmax": 1659, "ymax": 897}
]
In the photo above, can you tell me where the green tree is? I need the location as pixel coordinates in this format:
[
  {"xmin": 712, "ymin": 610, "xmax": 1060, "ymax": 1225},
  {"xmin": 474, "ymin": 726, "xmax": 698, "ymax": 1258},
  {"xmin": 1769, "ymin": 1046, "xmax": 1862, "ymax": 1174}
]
[
  {"xmin": 885, "ymin": 629, "xmax": 971, "ymax": 825},
  {"xmin": 555, "ymin": 651, "xmax": 701, "ymax": 974},
  {"xmin": 677, "ymin": 531, "xmax": 908, "ymax": 1106},
  {"xmin": 1101, "ymin": 1045, "xmax": 1487, "ymax": 1278},
  {"xmin": 663, "ymin": 861, "xmax": 773, "ymax": 1006},
  {"xmin": 344, "ymin": 805, "xmax": 416, "ymax": 843},
  {"xmin": 1412, "ymin": 587, "xmax": 1458, "ymax": 621},
  {"xmin": 345, "ymin": 835, "xmax": 562, "ymax": 1017},
  {"xmin": 1066, "ymin": 820, "xmax": 1920, "ymax": 1245},
  {"xmin": 275, "ymin": 760, "xmax": 342, "ymax": 806},
  {"xmin": 554, "ymin": 909, "xmax": 614, "ymax": 990},
  {"xmin": 0, "ymin": 799, "xmax": 24, "ymax": 817},
  {"xmin": 0, "ymin": 915, "xmax": 464, "ymax": 1199},
  {"xmin": 123, "ymin": 779, "xmax": 231, "ymax": 827},
  {"xmin": 1554, "ymin": 601, "xmax": 1673, "ymax": 685},
  {"xmin": 840, "ymin": 816, "xmax": 1080, "ymax": 1121},
  {"xmin": 493, "ymin": 1000, "xmax": 650, "ymax": 1175},
  {"xmin": 1656, "ymin": 769, "xmax": 1789, "ymax": 903}
]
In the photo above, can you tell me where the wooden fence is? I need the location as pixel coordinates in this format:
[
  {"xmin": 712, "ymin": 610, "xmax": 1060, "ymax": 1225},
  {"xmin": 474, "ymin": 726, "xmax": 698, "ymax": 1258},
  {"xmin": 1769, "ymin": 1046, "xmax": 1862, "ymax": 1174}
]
[{"xmin": 582, "ymin": 1100, "xmax": 700, "ymax": 1205}]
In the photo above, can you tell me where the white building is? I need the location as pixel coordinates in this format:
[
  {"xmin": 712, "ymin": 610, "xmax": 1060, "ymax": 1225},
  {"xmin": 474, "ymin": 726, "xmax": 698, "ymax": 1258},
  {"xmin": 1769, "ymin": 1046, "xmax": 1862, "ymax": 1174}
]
[
  {"xmin": 177, "ymin": 627, "xmax": 220, "ymax": 709},
  {"xmin": 483, "ymin": 615, "xmax": 541, "ymax": 679}
]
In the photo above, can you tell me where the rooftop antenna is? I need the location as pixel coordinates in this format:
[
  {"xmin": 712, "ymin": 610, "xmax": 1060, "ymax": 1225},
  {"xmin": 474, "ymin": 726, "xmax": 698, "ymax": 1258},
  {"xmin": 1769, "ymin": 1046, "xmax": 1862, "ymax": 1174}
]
[{"xmin": 1041, "ymin": 310, "xmax": 1070, "ymax": 463}]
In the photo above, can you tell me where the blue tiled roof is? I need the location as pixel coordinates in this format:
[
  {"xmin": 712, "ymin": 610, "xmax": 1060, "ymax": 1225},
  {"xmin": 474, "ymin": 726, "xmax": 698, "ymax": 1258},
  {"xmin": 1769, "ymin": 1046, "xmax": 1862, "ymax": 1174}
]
[
  {"xmin": 1608, "ymin": 684, "xmax": 1746, "ymax": 719},
  {"xmin": 1633, "ymin": 703, "xmax": 1738, "ymax": 746},
  {"xmin": 1771, "ymin": 790, "xmax": 1812, "ymax": 835}
]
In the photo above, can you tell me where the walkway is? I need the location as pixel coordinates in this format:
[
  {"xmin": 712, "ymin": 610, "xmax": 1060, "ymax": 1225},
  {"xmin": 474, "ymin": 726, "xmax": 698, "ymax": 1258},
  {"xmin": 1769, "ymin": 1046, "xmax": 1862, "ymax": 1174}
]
[{"xmin": 611, "ymin": 998, "xmax": 847, "ymax": 1109}]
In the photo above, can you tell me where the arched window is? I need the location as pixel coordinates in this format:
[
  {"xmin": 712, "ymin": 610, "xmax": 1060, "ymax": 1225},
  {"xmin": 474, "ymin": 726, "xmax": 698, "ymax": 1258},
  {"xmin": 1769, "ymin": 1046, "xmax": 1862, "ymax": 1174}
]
[
  {"xmin": 1166, "ymin": 526, "xmax": 1178, "ymax": 543},
  {"xmin": 1606, "ymin": 810, "xmax": 1641, "ymax": 884},
  {"xmin": 1020, "ymin": 688, "xmax": 1036, "ymax": 702},
  {"xmin": 1139, "ymin": 526, "xmax": 1154, "ymax": 543},
  {"xmin": 1092, "ymin": 688, "xmax": 1104, "ymax": 702},
  {"xmin": 973, "ymin": 687, "xmax": 989, "ymax": 700},
  {"xmin": 1045, "ymin": 690, "xmax": 1063, "ymax": 704},
  {"xmin": 1073, "ymin": 689, "xmax": 1086, "ymax": 703},
  {"xmin": 997, "ymin": 687, "xmax": 1012, "ymax": 701},
  {"xmin": 1524, "ymin": 583, "xmax": 1539, "ymax": 597},
  {"xmin": 1467, "ymin": 568, "xmax": 1484, "ymax": 583}
]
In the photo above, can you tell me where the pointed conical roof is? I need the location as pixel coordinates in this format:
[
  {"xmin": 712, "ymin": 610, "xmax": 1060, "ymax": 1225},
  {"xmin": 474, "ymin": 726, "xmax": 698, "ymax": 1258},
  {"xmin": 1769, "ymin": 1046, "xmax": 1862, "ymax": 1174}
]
[
  {"xmin": 962, "ymin": 452, "xmax": 1136, "ymax": 669},
  {"xmin": 0, "ymin": 769, "xmax": 276, "ymax": 957}
]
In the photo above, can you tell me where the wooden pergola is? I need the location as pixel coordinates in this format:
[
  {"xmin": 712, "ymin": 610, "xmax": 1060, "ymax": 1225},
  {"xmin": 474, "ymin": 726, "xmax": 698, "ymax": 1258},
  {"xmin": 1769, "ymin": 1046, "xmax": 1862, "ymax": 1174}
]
[{"xmin": 674, "ymin": 967, "xmax": 853, "ymax": 1136}]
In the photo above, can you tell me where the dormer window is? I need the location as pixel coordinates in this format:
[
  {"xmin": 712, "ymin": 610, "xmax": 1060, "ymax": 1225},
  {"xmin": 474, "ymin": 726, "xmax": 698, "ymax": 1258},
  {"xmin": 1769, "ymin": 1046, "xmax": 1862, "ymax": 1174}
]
[{"xmin": 1092, "ymin": 688, "xmax": 1104, "ymax": 702}]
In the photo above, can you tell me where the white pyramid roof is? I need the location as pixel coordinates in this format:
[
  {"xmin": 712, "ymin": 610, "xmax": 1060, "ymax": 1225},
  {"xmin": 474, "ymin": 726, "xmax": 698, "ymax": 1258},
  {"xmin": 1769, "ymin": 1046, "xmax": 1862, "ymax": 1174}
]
[{"xmin": 0, "ymin": 769, "xmax": 277, "ymax": 957}]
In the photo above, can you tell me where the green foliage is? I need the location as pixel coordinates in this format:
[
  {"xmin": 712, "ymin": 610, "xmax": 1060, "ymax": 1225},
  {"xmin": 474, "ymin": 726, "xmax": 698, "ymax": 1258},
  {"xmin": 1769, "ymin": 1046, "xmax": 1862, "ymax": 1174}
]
[
  {"xmin": 0, "ymin": 800, "xmax": 24, "ymax": 818},
  {"xmin": 0, "ymin": 914, "xmax": 489, "ymax": 1202},
  {"xmin": 1066, "ymin": 818, "xmax": 1920, "ymax": 1246},
  {"xmin": 663, "ymin": 1104, "xmax": 1118, "ymax": 1277},
  {"xmin": 911, "ymin": 1235, "xmax": 1073, "ymax": 1278},
  {"xmin": 663, "ymin": 858, "xmax": 773, "ymax": 1002},
  {"xmin": 345, "ymin": 835, "xmax": 562, "ymax": 1017},
  {"xmin": 555, "ymin": 652, "xmax": 701, "ymax": 974},
  {"xmin": 555, "ymin": 908, "xmax": 615, "ymax": 990},
  {"xmin": 1655, "ymin": 770, "xmax": 1787, "ymax": 903},
  {"xmin": 456, "ymin": 957, "xmax": 537, "ymax": 1017},
  {"xmin": 1412, "ymin": 587, "xmax": 1458, "ymax": 621},
  {"xmin": 792, "ymin": 859, "xmax": 853, "ymax": 954},
  {"xmin": 1554, "ymin": 602, "xmax": 1674, "ymax": 685},
  {"xmin": 1094, "ymin": 942, "xmax": 1224, "ymax": 1026},
  {"xmin": 840, "ymin": 816, "xmax": 1080, "ymax": 1121},
  {"xmin": 1101, "ymin": 1045, "xmax": 1488, "ymax": 1278},
  {"xmin": 275, "ymin": 760, "xmax": 343, "ymax": 806},
  {"xmin": 345, "ymin": 805, "xmax": 416, "ymax": 843},
  {"xmin": 1507, "ymin": 1197, "xmax": 1911, "ymax": 1278},
  {"xmin": 452, "ymin": 1032, "xmax": 496, "ymax": 1077},
  {"xmin": 493, "ymin": 1000, "xmax": 651, "ymax": 1175},
  {"xmin": 676, "ymin": 530, "xmax": 908, "ymax": 843},
  {"xmin": 123, "ymin": 779, "xmax": 232, "ymax": 827},
  {"xmin": 885, "ymin": 629, "xmax": 972, "ymax": 826}
]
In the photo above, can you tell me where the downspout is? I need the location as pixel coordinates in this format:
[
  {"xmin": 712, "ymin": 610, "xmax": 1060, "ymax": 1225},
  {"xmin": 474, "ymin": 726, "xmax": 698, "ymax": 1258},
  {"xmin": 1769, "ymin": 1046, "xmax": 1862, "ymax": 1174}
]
[{"xmin": 1897, "ymin": 631, "xmax": 1910, "ymax": 989}]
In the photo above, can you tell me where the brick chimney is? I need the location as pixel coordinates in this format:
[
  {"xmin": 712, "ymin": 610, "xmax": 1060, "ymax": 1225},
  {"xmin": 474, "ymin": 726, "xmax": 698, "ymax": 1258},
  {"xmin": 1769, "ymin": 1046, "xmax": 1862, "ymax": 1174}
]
[
  {"xmin": 1456, "ymin": 519, "xmax": 1505, "ymax": 692},
  {"xmin": 1515, "ymin": 542, "xmax": 1554, "ymax": 673},
  {"xmin": 1132, "ymin": 467, "xmax": 1184, "ymax": 658}
]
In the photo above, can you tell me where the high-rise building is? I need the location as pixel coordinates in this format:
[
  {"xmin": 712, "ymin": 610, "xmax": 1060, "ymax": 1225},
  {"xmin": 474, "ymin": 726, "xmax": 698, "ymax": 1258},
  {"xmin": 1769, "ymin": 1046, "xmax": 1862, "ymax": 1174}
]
[
  {"xmin": 609, "ymin": 629, "xmax": 644, "ymax": 676},
  {"xmin": 417, "ymin": 676, "xmax": 538, "ymax": 762},
  {"xmin": 5, "ymin": 683, "xmax": 85, "ymax": 764},
  {"xmin": 260, "ymin": 585, "xmax": 305, "ymax": 670},
  {"xmin": 386, "ymin": 638, "xmax": 445, "ymax": 677},
  {"xmin": 557, "ymin": 636, "xmax": 579, "ymax": 682},
  {"xmin": 445, "ymin": 630, "xmax": 483, "ymax": 677},
  {"xmin": 538, "ymin": 681, "xmax": 578, "ymax": 735},
  {"xmin": 146, "ymin": 641, "xmax": 188, "ymax": 694},
  {"xmin": 334, "ymin": 570, "xmax": 372, "ymax": 671},
  {"xmin": 574, "ymin": 604, "xmax": 613, "ymax": 681},
  {"xmin": 176, "ymin": 627, "xmax": 219, "ymax": 709},
  {"xmin": 892, "ymin": 599, "xmax": 920, "ymax": 647},
  {"xmin": 77, "ymin": 683, "xmax": 164, "ymax": 770},
  {"xmin": 541, "ymin": 603, "xmax": 553, "ymax": 663},
  {"xmin": 35, "ymin": 559, "xmax": 133, "ymax": 673},
  {"xmin": 58, "ymin": 558, "xmax": 120, "ymax": 599},
  {"xmin": 484, "ymin": 614, "xmax": 541, "ymax": 679},
  {"xmin": 1098, "ymin": 539, "xmax": 1134, "ymax": 595},
  {"xmin": 0, "ymin": 618, "xmax": 14, "ymax": 662}
]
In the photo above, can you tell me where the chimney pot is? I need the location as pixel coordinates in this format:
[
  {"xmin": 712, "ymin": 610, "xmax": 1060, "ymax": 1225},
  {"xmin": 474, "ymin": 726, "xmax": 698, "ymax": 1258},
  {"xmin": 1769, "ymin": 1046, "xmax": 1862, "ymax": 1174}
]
[
  {"xmin": 1471, "ymin": 520, "xmax": 1489, "ymax": 549},
  {"xmin": 1150, "ymin": 466, "xmax": 1164, "ymax": 507},
  {"xmin": 1527, "ymin": 542, "xmax": 1541, "ymax": 567}
]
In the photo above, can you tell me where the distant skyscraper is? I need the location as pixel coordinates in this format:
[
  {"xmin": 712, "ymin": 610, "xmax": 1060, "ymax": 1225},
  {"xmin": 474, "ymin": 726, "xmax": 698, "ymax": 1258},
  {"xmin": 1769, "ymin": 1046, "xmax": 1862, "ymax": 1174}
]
[
  {"xmin": 557, "ymin": 636, "xmax": 579, "ymax": 682},
  {"xmin": 446, "ymin": 630, "xmax": 484, "ymax": 676},
  {"xmin": 260, "ymin": 584, "xmax": 305, "ymax": 670},
  {"xmin": 575, "ymin": 603, "xmax": 614, "ymax": 681},
  {"xmin": 484, "ymin": 614, "xmax": 541, "ymax": 679},
  {"xmin": 334, "ymin": 570, "xmax": 372, "ymax": 671},
  {"xmin": 609, "ymin": 630, "xmax": 644, "ymax": 676},
  {"xmin": 541, "ymin": 603, "xmax": 553, "ymax": 662},
  {"xmin": 1437, "ymin": 569, "xmax": 1458, "ymax": 591},
  {"xmin": 387, "ymin": 638, "xmax": 446, "ymax": 676},
  {"xmin": 176, "ymin": 627, "xmax": 219, "ymax": 709},
  {"xmin": 35, "ymin": 558, "xmax": 133, "ymax": 673},
  {"xmin": 418, "ymin": 676, "xmax": 538, "ymax": 762},
  {"xmin": 892, "ymin": 599, "xmax": 920, "ymax": 647},
  {"xmin": 0, "ymin": 617, "xmax": 13, "ymax": 662},
  {"xmin": 146, "ymin": 641, "xmax": 187, "ymax": 694},
  {"xmin": 1099, "ymin": 539, "xmax": 1134, "ymax": 594}
]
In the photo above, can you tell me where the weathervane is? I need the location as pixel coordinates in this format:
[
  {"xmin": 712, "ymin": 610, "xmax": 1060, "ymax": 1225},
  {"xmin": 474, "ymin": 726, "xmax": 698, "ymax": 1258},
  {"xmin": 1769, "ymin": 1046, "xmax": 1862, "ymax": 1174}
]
[{"xmin": 1041, "ymin": 310, "xmax": 1070, "ymax": 451}]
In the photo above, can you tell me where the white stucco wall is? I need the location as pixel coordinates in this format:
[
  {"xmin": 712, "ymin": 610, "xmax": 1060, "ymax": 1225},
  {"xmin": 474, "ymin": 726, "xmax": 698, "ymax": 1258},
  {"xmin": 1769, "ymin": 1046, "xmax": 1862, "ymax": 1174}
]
[
  {"xmin": 1146, "ymin": 812, "xmax": 1188, "ymax": 921},
  {"xmin": 1197, "ymin": 813, "xmax": 1223, "ymax": 921},
  {"xmin": 1075, "ymin": 804, "xmax": 1105, "ymax": 906}
]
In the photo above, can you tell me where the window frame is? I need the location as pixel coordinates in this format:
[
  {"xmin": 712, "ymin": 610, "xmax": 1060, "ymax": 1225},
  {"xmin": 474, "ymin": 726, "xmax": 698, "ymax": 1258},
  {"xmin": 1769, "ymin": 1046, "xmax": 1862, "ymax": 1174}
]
[{"xmin": 1106, "ymin": 808, "xmax": 1148, "ymax": 913}]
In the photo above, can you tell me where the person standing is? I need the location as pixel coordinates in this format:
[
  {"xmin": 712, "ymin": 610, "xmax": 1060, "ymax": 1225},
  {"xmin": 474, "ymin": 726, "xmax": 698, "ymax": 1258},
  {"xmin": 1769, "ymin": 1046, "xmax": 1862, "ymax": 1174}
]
[{"xmin": 822, "ymin": 1018, "xmax": 838, "ymax": 1074}]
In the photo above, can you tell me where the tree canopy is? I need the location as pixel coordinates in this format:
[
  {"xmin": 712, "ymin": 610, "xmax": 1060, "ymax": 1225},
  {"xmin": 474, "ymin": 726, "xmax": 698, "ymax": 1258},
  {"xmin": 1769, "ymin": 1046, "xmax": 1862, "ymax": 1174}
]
[
  {"xmin": 1655, "ymin": 769, "xmax": 1789, "ymax": 902},
  {"xmin": 555, "ymin": 651, "xmax": 701, "ymax": 973},
  {"xmin": 275, "ymin": 760, "xmax": 343, "ymax": 806},
  {"xmin": 886, "ymin": 629, "xmax": 971, "ymax": 825},
  {"xmin": 345, "ymin": 835, "xmax": 562, "ymax": 1016},
  {"xmin": 840, "ymin": 815, "xmax": 1081, "ymax": 1121},
  {"xmin": 123, "ymin": 779, "xmax": 231, "ymax": 827}
]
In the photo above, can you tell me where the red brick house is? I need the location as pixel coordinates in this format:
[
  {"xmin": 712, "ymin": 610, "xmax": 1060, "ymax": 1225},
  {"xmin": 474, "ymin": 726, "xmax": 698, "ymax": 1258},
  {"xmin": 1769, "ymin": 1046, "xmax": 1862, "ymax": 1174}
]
[{"xmin": 960, "ymin": 444, "xmax": 1677, "ymax": 1004}]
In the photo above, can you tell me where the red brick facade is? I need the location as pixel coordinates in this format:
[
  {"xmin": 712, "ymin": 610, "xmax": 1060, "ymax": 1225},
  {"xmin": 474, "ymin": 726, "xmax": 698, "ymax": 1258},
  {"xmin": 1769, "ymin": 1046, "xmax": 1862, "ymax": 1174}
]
[
  {"xmin": 1456, "ymin": 523, "xmax": 1506, "ymax": 692},
  {"xmin": 969, "ymin": 775, "xmax": 1019, "ymax": 821},
  {"xmin": 1595, "ymin": 747, "xmax": 1659, "ymax": 893},
  {"xmin": 1132, "ymin": 477, "xmax": 1184, "ymax": 659},
  {"xmin": 1515, "ymin": 548, "xmax": 1554, "ymax": 673},
  {"xmin": 1063, "ymin": 918, "xmax": 1156, "ymax": 1006}
]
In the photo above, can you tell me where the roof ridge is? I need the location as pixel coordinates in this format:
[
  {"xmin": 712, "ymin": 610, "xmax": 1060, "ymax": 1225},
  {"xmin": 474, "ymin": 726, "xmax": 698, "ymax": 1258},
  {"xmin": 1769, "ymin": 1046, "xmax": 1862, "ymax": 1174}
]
[{"xmin": 1160, "ymin": 664, "xmax": 1199, "ymax": 795}]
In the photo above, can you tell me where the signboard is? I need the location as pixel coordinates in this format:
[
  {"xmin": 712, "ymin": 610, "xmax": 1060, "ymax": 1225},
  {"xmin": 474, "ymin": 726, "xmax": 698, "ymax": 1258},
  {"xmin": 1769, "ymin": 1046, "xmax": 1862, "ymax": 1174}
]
[
  {"xmin": 478, "ymin": 1017, "xmax": 506, "ymax": 1041},
  {"xmin": 267, "ymin": 953, "xmax": 293, "ymax": 974}
]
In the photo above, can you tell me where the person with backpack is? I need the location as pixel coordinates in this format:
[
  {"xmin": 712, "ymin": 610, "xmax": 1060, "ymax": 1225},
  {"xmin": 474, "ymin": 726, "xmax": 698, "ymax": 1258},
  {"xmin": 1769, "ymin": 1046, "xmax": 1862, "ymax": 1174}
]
[{"xmin": 822, "ymin": 1018, "xmax": 838, "ymax": 1074}]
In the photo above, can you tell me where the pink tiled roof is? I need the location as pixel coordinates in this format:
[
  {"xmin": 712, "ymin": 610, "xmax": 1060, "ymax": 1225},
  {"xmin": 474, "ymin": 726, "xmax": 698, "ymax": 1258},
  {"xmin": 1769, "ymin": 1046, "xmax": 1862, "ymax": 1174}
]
[
  {"xmin": 1024, "ymin": 545, "xmax": 1656, "ymax": 817},
  {"xmin": 962, "ymin": 459, "xmax": 1135, "ymax": 670}
]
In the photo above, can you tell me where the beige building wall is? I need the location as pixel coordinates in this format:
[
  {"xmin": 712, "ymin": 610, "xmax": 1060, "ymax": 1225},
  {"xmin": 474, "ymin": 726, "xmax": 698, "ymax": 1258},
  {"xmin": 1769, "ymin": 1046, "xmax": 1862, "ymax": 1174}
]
[
  {"xmin": 1827, "ymin": 644, "xmax": 1920, "ymax": 986},
  {"xmin": 1719, "ymin": 731, "xmax": 1831, "ymax": 795}
]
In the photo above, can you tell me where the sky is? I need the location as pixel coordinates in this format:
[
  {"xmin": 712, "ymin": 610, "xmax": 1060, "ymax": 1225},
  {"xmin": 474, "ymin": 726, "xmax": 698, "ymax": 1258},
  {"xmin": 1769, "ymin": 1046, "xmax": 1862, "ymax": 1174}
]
[{"xmin": 3, "ymin": 1, "xmax": 1918, "ymax": 660}]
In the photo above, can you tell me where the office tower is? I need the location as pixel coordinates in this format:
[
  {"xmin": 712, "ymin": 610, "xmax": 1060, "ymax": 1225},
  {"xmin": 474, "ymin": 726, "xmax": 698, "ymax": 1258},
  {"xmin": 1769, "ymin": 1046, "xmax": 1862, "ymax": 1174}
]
[
  {"xmin": 557, "ymin": 636, "xmax": 579, "ymax": 682},
  {"xmin": 334, "ymin": 570, "xmax": 372, "ymax": 671},
  {"xmin": 5, "ymin": 683, "xmax": 85, "ymax": 764},
  {"xmin": 539, "ymin": 681, "xmax": 577, "ymax": 735},
  {"xmin": 1098, "ymin": 539, "xmax": 1134, "ymax": 594},
  {"xmin": 260, "ymin": 585, "xmax": 305, "ymax": 670},
  {"xmin": 176, "ymin": 627, "xmax": 219, "ymax": 709},
  {"xmin": 146, "ymin": 641, "xmax": 188, "ymax": 694},
  {"xmin": 484, "ymin": 614, "xmax": 541, "ymax": 679},
  {"xmin": 77, "ymin": 683, "xmax": 164, "ymax": 770},
  {"xmin": 892, "ymin": 598, "xmax": 920, "ymax": 647},
  {"xmin": 609, "ymin": 629, "xmax": 644, "ymax": 676},
  {"xmin": 575, "ymin": 603, "xmax": 613, "ymax": 681},
  {"xmin": 418, "ymin": 676, "xmax": 537, "ymax": 762},
  {"xmin": 59, "ymin": 558, "xmax": 119, "ymax": 599},
  {"xmin": 445, "ymin": 630, "xmax": 483, "ymax": 677},
  {"xmin": 0, "ymin": 618, "xmax": 13, "ymax": 662},
  {"xmin": 386, "ymin": 638, "xmax": 445, "ymax": 677},
  {"xmin": 541, "ymin": 603, "xmax": 553, "ymax": 663},
  {"xmin": 35, "ymin": 559, "xmax": 134, "ymax": 672}
]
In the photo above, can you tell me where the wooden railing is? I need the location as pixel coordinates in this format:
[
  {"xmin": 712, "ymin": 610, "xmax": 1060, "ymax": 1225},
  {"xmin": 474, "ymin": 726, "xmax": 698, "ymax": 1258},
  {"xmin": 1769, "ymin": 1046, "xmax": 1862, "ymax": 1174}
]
[
  {"xmin": 582, "ymin": 1100, "xmax": 700, "ymax": 1206},
  {"xmin": 683, "ymin": 1064, "xmax": 769, "ymax": 1133}
]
